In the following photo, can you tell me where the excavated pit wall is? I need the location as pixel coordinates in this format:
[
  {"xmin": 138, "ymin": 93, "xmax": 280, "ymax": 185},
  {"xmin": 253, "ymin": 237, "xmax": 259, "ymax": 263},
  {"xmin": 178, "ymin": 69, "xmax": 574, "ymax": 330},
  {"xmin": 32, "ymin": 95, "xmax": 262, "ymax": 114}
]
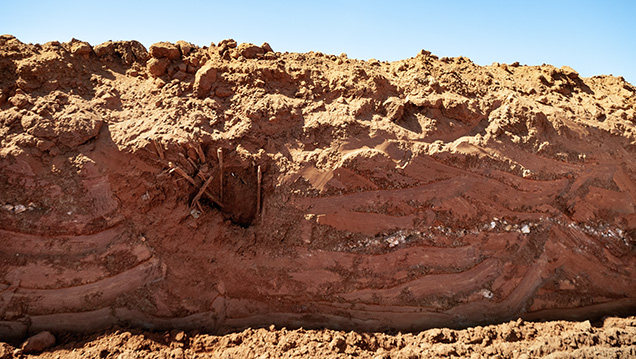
[{"xmin": 1, "ymin": 35, "xmax": 636, "ymax": 341}]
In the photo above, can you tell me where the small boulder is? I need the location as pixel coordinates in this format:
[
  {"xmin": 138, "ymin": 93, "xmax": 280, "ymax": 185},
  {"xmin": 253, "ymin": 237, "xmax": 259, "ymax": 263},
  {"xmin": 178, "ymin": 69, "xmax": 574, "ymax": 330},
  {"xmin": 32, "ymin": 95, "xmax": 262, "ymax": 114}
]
[
  {"xmin": 193, "ymin": 63, "xmax": 217, "ymax": 98},
  {"xmin": 71, "ymin": 41, "xmax": 92, "ymax": 56},
  {"xmin": 149, "ymin": 42, "xmax": 180, "ymax": 60},
  {"xmin": 123, "ymin": 41, "xmax": 150, "ymax": 63},
  {"xmin": 93, "ymin": 41, "xmax": 148, "ymax": 64},
  {"xmin": 218, "ymin": 39, "xmax": 237, "ymax": 49},
  {"xmin": 176, "ymin": 40, "xmax": 194, "ymax": 56},
  {"xmin": 21, "ymin": 331, "xmax": 55, "ymax": 354},
  {"xmin": 263, "ymin": 52, "xmax": 277, "ymax": 60},
  {"xmin": 93, "ymin": 41, "xmax": 114, "ymax": 57},
  {"xmin": 147, "ymin": 58, "xmax": 170, "ymax": 77},
  {"xmin": 235, "ymin": 43, "xmax": 264, "ymax": 59},
  {"xmin": 261, "ymin": 42, "xmax": 273, "ymax": 53}
]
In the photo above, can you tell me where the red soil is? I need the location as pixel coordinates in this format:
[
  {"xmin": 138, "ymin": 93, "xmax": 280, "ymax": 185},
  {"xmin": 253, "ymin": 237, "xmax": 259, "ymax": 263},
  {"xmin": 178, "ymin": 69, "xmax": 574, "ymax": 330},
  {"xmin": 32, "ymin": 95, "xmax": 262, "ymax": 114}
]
[{"xmin": 1, "ymin": 35, "xmax": 635, "ymax": 356}]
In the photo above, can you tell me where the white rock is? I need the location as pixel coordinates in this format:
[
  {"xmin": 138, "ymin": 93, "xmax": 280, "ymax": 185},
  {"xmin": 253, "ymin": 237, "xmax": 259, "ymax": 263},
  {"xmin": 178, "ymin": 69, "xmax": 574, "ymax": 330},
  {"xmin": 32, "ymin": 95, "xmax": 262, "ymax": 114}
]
[
  {"xmin": 385, "ymin": 231, "xmax": 406, "ymax": 247},
  {"xmin": 479, "ymin": 289, "xmax": 494, "ymax": 299}
]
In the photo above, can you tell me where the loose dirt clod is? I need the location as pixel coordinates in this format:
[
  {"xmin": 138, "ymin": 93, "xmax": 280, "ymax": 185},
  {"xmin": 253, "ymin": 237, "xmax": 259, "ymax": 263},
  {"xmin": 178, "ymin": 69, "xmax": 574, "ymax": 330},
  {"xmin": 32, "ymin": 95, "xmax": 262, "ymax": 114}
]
[{"xmin": 21, "ymin": 331, "xmax": 55, "ymax": 354}]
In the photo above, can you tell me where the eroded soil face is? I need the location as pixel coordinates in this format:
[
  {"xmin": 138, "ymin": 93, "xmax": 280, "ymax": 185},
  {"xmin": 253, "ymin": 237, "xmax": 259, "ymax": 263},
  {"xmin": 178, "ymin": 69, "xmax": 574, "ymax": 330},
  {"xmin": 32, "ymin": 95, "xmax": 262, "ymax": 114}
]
[{"xmin": 1, "ymin": 34, "xmax": 636, "ymax": 354}]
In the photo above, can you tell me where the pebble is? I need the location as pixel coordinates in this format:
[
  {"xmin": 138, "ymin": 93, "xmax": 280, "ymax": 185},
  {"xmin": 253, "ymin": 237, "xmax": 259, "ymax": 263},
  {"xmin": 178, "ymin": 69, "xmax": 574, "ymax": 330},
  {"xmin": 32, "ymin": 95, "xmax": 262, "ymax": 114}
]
[{"xmin": 480, "ymin": 289, "xmax": 494, "ymax": 299}]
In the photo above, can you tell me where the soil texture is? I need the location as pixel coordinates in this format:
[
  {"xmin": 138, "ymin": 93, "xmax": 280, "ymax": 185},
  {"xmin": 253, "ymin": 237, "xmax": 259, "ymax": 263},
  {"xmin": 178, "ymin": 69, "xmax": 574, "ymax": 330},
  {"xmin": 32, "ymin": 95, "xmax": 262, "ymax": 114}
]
[{"xmin": 1, "ymin": 35, "xmax": 636, "ymax": 356}]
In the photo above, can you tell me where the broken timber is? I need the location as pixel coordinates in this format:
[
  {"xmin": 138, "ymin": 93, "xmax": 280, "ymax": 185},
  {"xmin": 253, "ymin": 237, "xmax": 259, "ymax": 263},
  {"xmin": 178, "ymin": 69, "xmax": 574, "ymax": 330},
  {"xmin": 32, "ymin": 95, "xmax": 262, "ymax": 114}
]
[
  {"xmin": 194, "ymin": 142, "xmax": 206, "ymax": 163},
  {"xmin": 168, "ymin": 162, "xmax": 196, "ymax": 185},
  {"xmin": 256, "ymin": 165, "xmax": 262, "ymax": 216},
  {"xmin": 217, "ymin": 148, "xmax": 224, "ymax": 203},
  {"xmin": 152, "ymin": 138, "xmax": 165, "ymax": 160},
  {"xmin": 191, "ymin": 174, "xmax": 222, "ymax": 208}
]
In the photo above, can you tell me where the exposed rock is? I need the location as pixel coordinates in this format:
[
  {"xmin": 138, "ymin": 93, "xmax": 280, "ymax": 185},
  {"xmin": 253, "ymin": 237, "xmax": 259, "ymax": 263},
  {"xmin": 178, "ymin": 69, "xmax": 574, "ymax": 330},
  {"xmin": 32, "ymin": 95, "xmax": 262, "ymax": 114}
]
[
  {"xmin": 261, "ymin": 42, "xmax": 273, "ymax": 53},
  {"xmin": 70, "ymin": 41, "xmax": 92, "ymax": 56},
  {"xmin": 193, "ymin": 63, "xmax": 217, "ymax": 98},
  {"xmin": 149, "ymin": 42, "xmax": 180, "ymax": 60},
  {"xmin": 147, "ymin": 57, "xmax": 169, "ymax": 77},
  {"xmin": 93, "ymin": 40, "xmax": 148, "ymax": 64},
  {"xmin": 218, "ymin": 38, "xmax": 237, "ymax": 49},
  {"xmin": 234, "ymin": 43, "xmax": 264, "ymax": 59},
  {"xmin": 21, "ymin": 331, "xmax": 55, "ymax": 354},
  {"xmin": 175, "ymin": 40, "xmax": 194, "ymax": 56},
  {"xmin": 93, "ymin": 41, "xmax": 114, "ymax": 57}
]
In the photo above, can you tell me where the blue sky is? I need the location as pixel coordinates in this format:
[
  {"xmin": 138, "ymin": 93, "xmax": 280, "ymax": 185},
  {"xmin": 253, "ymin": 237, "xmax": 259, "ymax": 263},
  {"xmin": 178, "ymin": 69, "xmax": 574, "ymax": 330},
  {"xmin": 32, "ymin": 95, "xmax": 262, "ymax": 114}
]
[{"xmin": 2, "ymin": 0, "xmax": 635, "ymax": 84}]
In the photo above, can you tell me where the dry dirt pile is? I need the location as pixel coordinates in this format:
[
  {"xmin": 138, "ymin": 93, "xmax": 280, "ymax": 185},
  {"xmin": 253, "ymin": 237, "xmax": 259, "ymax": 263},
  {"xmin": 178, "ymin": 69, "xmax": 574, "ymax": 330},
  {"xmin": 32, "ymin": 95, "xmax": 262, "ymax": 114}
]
[
  {"xmin": 0, "ymin": 317, "xmax": 635, "ymax": 358},
  {"xmin": 1, "ymin": 34, "xmax": 636, "ymax": 355}
]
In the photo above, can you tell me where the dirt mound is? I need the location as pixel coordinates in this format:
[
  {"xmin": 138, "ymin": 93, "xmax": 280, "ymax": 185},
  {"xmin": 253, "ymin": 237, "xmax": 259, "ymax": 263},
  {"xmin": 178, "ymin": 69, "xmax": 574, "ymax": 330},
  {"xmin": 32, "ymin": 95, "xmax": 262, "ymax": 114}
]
[
  {"xmin": 1, "ymin": 34, "xmax": 636, "ymax": 348},
  {"xmin": 2, "ymin": 317, "xmax": 636, "ymax": 358}
]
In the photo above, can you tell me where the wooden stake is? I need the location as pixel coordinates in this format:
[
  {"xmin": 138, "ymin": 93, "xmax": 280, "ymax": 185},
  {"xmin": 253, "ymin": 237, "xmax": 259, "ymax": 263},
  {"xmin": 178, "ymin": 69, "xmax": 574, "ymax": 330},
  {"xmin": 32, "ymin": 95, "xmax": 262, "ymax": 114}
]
[
  {"xmin": 260, "ymin": 195, "xmax": 265, "ymax": 222},
  {"xmin": 191, "ymin": 174, "xmax": 215, "ymax": 208},
  {"xmin": 177, "ymin": 153, "xmax": 195, "ymax": 173},
  {"xmin": 187, "ymin": 157, "xmax": 198, "ymax": 170},
  {"xmin": 217, "ymin": 148, "xmax": 223, "ymax": 203},
  {"xmin": 152, "ymin": 139, "xmax": 165, "ymax": 160},
  {"xmin": 203, "ymin": 190, "xmax": 223, "ymax": 208},
  {"xmin": 168, "ymin": 162, "xmax": 196, "ymax": 186},
  {"xmin": 194, "ymin": 143, "xmax": 206, "ymax": 163},
  {"xmin": 256, "ymin": 165, "xmax": 262, "ymax": 215}
]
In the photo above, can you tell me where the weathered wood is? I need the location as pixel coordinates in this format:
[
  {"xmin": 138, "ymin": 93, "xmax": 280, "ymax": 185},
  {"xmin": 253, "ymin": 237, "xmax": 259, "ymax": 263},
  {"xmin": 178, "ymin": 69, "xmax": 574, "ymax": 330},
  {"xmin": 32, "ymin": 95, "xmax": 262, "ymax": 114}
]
[
  {"xmin": 194, "ymin": 143, "xmax": 206, "ymax": 163},
  {"xmin": 187, "ymin": 157, "xmax": 198, "ymax": 170},
  {"xmin": 256, "ymin": 165, "xmax": 262, "ymax": 216},
  {"xmin": 152, "ymin": 139, "xmax": 165, "ymax": 160},
  {"xmin": 168, "ymin": 162, "xmax": 196, "ymax": 186},
  {"xmin": 191, "ymin": 174, "xmax": 215, "ymax": 208},
  {"xmin": 217, "ymin": 148, "xmax": 224, "ymax": 203}
]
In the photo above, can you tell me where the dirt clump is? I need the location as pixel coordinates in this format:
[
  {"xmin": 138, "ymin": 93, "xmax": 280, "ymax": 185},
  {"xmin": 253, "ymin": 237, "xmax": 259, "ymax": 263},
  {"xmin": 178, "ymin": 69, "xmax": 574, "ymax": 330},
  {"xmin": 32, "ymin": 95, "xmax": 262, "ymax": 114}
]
[
  {"xmin": 1, "ymin": 34, "xmax": 636, "ymax": 355},
  {"xmin": 20, "ymin": 331, "xmax": 56, "ymax": 354}
]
